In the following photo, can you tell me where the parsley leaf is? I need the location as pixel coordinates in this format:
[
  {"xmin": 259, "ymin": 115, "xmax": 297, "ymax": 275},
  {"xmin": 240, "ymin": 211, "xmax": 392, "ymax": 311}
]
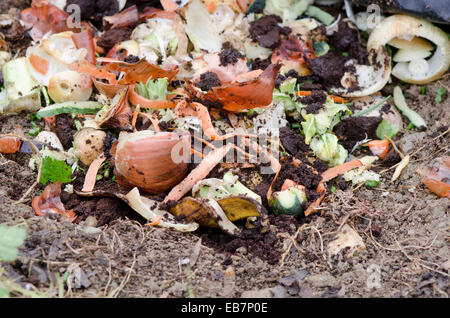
[
  {"xmin": 435, "ymin": 87, "xmax": 446, "ymax": 103},
  {"xmin": 40, "ymin": 156, "xmax": 73, "ymax": 185}
]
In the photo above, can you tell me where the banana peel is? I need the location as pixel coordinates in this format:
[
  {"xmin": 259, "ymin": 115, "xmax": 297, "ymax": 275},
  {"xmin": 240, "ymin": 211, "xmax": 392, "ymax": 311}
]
[{"xmin": 169, "ymin": 195, "xmax": 268, "ymax": 235}]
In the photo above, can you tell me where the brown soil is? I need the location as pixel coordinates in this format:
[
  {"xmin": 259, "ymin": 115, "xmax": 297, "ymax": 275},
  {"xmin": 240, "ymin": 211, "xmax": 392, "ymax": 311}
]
[
  {"xmin": 249, "ymin": 15, "xmax": 291, "ymax": 49},
  {"xmin": 219, "ymin": 42, "xmax": 245, "ymax": 67}
]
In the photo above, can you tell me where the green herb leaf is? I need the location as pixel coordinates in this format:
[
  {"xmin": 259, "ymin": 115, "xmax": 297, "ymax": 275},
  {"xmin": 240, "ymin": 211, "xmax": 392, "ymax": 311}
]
[
  {"xmin": 342, "ymin": 52, "xmax": 349, "ymax": 57},
  {"xmin": 28, "ymin": 122, "xmax": 41, "ymax": 137},
  {"xmin": 330, "ymin": 185, "xmax": 336, "ymax": 193},
  {"xmin": 365, "ymin": 180, "xmax": 380, "ymax": 188},
  {"xmin": 313, "ymin": 41, "xmax": 330, "ymax": 57},
  {"xmin": 376, "ymin": 119, "xmax": 399, "ymax": 140},
  {"xmin": 40, "ymin": 156, "xmax": 73, "ymax": 186},
  {"xmin": 407, "ymin": 122, "xmax": 414, "ymax": 130},
  {"xmin": 420, "ymin": 86, "xmax": 426, "ymax": 95},
  {"xmin": 435, "ymin": 87, "xmax": 446, "ymax": 103},
  {"xmin": 0, "ymin": 225, "xmax": 27, "ymax": 262}
]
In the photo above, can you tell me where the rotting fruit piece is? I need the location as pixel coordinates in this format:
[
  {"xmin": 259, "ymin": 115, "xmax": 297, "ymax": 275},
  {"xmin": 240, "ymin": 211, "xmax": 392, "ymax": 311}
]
[
  {"xmin": 417, "ymin": 156, "xmax": 450, "ymax": 198},
  {"xmin": 32, "ymin": 182, "xmax": 77, "ymax": 222},
  {"xmin": 0, "ymin": 136, "xmax": 21, "ymax": 155}
]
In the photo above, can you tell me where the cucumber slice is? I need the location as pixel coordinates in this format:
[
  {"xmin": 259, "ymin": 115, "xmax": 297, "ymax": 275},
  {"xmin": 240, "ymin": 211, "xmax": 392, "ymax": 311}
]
[
  {"xmin": 269, "ymin": 187, "xmax": 307, "ymax": 216},
  {"xmin": 2, "ymin": 57, "xmax": 41, "ymax": 114},
  {"xmin": 36, "ymin": 101, "xmax": 103, "ymax": 119}
]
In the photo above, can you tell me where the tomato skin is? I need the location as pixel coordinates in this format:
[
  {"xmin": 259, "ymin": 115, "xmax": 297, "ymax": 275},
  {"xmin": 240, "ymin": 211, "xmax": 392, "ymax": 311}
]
[{"xmin": 0, "ymin": 136, "xmax": 21, "ymax": 154}]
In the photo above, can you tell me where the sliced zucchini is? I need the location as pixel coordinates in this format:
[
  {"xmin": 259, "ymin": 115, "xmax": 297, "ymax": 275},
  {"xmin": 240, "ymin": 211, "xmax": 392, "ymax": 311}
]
[
  {"xmin": 269, "ymin": 187, "xmax": 307, "ymax": 216},
  {"xmin": 2, "ymin": 57, "xmax": 41, "ymax": 114},
  {"xmin": 222, "ymin": 171, "xmax": 262, "ymax": 203},
  {"xmin": 36, "ymin": 101, "xmax": 103, "ymax": 119},
  {"xmin": 305, "ymin": 5, "xmax": 335, "ymax": 26}
]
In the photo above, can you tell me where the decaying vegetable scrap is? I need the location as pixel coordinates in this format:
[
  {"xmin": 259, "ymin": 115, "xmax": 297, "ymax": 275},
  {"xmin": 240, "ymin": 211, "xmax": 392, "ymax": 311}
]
[{"xmin": 0, "ymin": 0, "xmax": 448, "ymax": 241}]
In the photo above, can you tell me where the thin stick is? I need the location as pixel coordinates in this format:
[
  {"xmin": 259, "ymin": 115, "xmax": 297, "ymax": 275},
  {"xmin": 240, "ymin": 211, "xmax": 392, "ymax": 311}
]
[
  {"xmin": 352, "ymin": 95, "xmax": 391, "ymax": 117},
  {"xmin": 386, "ymin": 135, "xmax": 404, "ymax": 159},
  {"xmin": 109, "ymin": 252, "xmax": 137, "ymax": 298}
]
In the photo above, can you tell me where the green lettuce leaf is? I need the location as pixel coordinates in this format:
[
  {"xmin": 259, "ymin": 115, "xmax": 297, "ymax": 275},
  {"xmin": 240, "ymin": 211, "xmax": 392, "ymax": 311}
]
[{"xmin": 0, "ymin": 225, "xmax": 27, "ymax": 262}]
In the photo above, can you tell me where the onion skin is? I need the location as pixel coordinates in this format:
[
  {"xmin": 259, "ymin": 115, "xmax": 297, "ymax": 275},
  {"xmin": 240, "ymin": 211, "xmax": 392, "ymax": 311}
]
[
  {"xmin": 114, "ymin": 131, "xmax": 191, "ymax": 194},
  {"xmin": 93, "ymin": 78, "xmax": 128, "ymax": 98}
]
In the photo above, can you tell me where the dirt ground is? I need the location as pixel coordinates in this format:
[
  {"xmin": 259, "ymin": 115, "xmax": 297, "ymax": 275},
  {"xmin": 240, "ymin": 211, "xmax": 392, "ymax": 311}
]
[
  {"xmin": 0, "ymin": 77, "xmax": 447, "ymax": 298},
  {"xmin": 0, "ymin": 2, "xmax": 449, "ymax": 298}
]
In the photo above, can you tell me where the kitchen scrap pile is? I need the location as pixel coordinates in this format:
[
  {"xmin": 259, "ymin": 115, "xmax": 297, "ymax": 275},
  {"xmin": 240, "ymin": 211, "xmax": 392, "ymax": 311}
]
[{"xmin": 0, "ymin": 0, "xmax": 449, "ymax": 259}]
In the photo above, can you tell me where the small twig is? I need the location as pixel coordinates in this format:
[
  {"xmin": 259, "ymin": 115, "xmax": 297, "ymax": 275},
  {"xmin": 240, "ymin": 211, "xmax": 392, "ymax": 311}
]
[
  {"xmin": 352, "ymin": 95, "xmax": 391, "ymax": 117},
  {"xmin": 310, "ymin": 226, "xmax": 324, "ymax": 255},
  {"xmin": 109, "ymin": 252, "xmax": 137, "ymax": 298},
  {"xmin": 386, "ymin": 136, "xmax": 404, "ymax": 159},
  {"xmin": 437, "ymin": 80, "xmax": 450, "ymax": 91},
  {"xmin": 394, "ymin": 239, "xmax": 449, "ymax": 278}
]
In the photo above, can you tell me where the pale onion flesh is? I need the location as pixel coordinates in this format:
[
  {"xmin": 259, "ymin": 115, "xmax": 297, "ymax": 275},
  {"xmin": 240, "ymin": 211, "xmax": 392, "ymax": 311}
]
[
  {"xmin": 183, "ymin": 0, "xmax": 222, "ymax": 53},
  {"xmin": 369, "ymin": 15, "xmax": 450, "ymax": 84},
  {"xmin": 393, "ymin": 48, "xmax": 432, "ymax": 63}
]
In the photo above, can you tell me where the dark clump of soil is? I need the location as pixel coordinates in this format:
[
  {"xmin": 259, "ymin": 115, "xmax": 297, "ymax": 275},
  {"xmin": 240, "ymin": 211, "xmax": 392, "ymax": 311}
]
[
  {"xmin": 306, "ymin": 21, "xmax": 369, "ymax": 89},
  {"xmin": 269, "ymin": 214, "xmax": 302, "ymax": 235},
  {"xmin": 298, "ymin": 90, "xmax": 327, "ymax": 114},
  {"xmin": 65, "ymin": 0, "xmax": 119, "ymax": 27},
  {"xmin": 1, "ymin": 20, "xmax": 32, "ymax": 55},
  {"xmin": 279, "ymin": 127, "xmax": 329, "ymax": 173},
  {"xmin": 123, "ymin": 55, "xmax": 140, "ymax": 64},
  {"xmin": 329, "ymin": 21, "xmax": 359, "ymax": 52},
  {"xmin": 62, "ymin": 193, "xmax": 144, "ymax": 226},
  {"xmin": 334, "ymin": 116, "xmax": 382, "ymax": 151},
  {"xmin": 54, "ymin": 114, "xmax": 78, "ymax": 150},
  {"xmin": 249, "ymin": 15, "xmax": 291, "ymax": 49},
  {"xmin": 312, "ymin": 159, "xmax": 329, "ymax": 173},
  {"xmin": 349, "ymin": 42, "xmax": 370, "ymax": 65},
  {"xmin": 61, "ymin": 177, "xmax": 145, "ymax": 226},
  {"xmin": 195, "ymin": 72, "xmax": 222, "ymax": 92},
  {"xmin": 280, "ymin": 127, "xmax": 309, "ymax": 155},
  {"xmin": 199, "ymin": 226, "xmax": 281, "ymax": 265},
  {"xmin": 97, "ymin": 28, "xmax": 133, "ymax": 51},
  {"xmin": 219, "ymin": 42, "xmax": 245, "ymax": 67},
  {"xmin": 249, "ymin": 57, "xmax": 272, "ymax": 71},
  {"xmin": 272, "ymin": 158, "xmax": 322, "ymax": 197},
  {"xmin": 307, "ymin": 52, "xmax": 349, "ymax": 89},
  {"xmin": 380, "ymin": 147, "xmax": 401, "ymax": 167},
  {"xmin": 103, "ymin": 131, "xmax": 116, "ymax": 159}
]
